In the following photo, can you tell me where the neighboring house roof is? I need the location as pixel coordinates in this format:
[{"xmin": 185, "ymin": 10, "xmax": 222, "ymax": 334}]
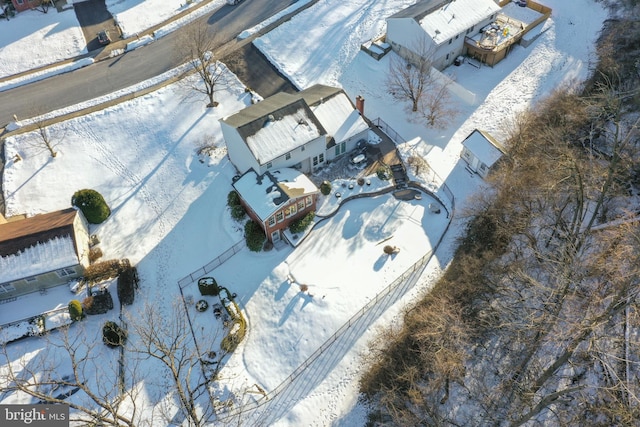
[
  {"xmin": 390, "ymin": 0, "xmax": 501, "ymax": 46},
  {"xmin": 233, "ymin": 168, "xmax": 319, "ymax": 222},
  {"xmin": 462, "ymin": 129, "xmax": 505, "ymax": 167},
  {"xmin": 222, "ymin": 84, "xmax": 368, "ymax": 165},
  {"xmin": 0, "ymin": 208, "xmax": 83, "ymax": 283}
]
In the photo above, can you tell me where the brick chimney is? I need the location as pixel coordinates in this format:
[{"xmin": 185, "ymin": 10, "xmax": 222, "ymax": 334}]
[{"xmin": 355, "ymin": 95, "xmax": 365, "ymax": 116}]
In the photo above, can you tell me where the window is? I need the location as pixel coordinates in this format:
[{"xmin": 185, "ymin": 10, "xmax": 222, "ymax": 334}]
[
  {"xmin": 455, "ymin": 34, "xmax": 459, "ymax": 40},
  {"xmin": 446, "ymin": 53, "xmax": 450, "ymax": 60},
  {"xmin": 313, "ymin": 154, "xmax": 325, "ymax": 166},
  {"xmin": 25, "ymin": 276, "xmax": 38, "ymax": 283},
  {"xmin": 285, "ymin": 203, "xmax": 297, "ymax": 218},
  {"xmin": 335, "ymin": 142, "xmax": 346, "ymax": 157},
  {"xmin": 305, "ymin": 195, "xmax": 313, "ymax": 206},
  {"xmin": 267, "ymin": 162, "xmax": 273, "ymax": 169},
  {"xmin": 16, "ymin": 0, "xmax": 23, "ymax": 4},
  {"xmin": 276, "ymin": 211, "xmax": 284, "ymax": 223},
  {"xmin": 319, "ymin": 153, "xmax": 324, "ymax": 163},
  {"xmin": 285, "ymin": 153, "xmax": 291, "ymax": 160},
  {"xmin": 57, "ymin": 268, "xmax": 76, "ymax": 278},
  {"xmin": 301, "ymin": 145, "xmax": 305, "ymax": 151},
  {"xmin": 448, "ymin": 38, "xmax": 452, "ymax": 45},
  {"xmin": 298, "ymin": 200, "xmax": 305, "ymax": 211},
  {"xmin": 268, "ymin": 216, "xmax": 276, "ymax": 227}
]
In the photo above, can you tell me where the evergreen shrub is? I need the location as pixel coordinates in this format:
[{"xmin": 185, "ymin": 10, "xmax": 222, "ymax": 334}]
[{"xmin": 71, "ymin": 189, "xmax": 111, "ymax": 224}]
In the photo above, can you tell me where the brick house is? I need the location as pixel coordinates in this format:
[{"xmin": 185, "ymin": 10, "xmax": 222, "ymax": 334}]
[{"xmin": 233, "ymin": 168, "xmax": 319, "ymax": 244}]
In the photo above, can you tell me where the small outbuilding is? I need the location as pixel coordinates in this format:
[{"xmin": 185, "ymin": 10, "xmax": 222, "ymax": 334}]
[{"xmin": 460, "ymin": 129, "xmax": 505, "ymax": 179}]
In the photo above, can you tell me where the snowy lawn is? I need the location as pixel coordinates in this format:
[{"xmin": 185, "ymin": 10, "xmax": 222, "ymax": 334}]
[{"xmin": 0, "ymin": 8, "xmax": 86, "ymax": 79}]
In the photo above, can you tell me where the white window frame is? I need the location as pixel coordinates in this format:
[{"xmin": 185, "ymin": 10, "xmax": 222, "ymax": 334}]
[
  {"xmin": 285, "ymin": 203, "xmax": 297, "ymax": 218},
  {"xmin": 276, "ymin": 211, "xmax": 284, "ymax": 223},
  {"xmin": 305, "ymin": 195, "xmax": 313, "ymax": 207},
  {"xmin": 57, "ymin": 267, "xmax": 76, "ymax": 278},
  {"xmin": 268, "ymin": 216, "xmax": 276, "ymax": 227}
]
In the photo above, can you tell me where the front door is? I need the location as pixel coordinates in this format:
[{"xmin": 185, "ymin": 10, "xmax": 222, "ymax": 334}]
[{"xmin": 271, "ymin": 230, "xmax": 281, "ymax": 243}]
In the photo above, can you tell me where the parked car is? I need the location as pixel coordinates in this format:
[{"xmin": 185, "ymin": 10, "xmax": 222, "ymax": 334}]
[
  {"xmin": 227, "ymin": 0, "xmax": 243, "ymax": 4},
  {"xmin": 97, "ymin": 30, "xmax": 111, "ymax": 45}
]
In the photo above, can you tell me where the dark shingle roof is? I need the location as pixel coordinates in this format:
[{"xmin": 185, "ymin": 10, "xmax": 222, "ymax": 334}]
[{"xmin": 221, "ymin": 84, "xmax": 346, "ymax": 141}]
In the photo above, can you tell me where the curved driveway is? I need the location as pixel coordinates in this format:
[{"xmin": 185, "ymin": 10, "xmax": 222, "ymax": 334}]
[{"xmin": 0, "ymin": 0, "xmax": 298, "ymax": 126}]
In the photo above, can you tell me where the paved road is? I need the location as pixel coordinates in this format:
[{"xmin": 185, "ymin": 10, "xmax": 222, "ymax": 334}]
[{"xmin": 0, "ymin": 0, "xmax": 298, "ymax": 126}]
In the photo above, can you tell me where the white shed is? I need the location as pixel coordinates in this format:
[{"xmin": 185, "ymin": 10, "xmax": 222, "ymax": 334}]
[{"xmin": 460, "ymin": 129, "xmax": 505, "ymax": 178}]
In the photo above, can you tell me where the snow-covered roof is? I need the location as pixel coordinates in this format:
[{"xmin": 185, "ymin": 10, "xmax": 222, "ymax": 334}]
[
  {"xmin": 0, "ymin": 236, "xmax": 79, "ymax": 284},
  {"xmin": 245, "ymin": 105, "xmax": 323, "ymax": 164},
  {"xmin": 421, "ymin": 0, "xmax": 500, "ymax": 44},
  {"xmin": 390, "ymin": 0, "xmax": 500, "ymax": 45},
  {"xmin": 233, "ymin": 168, "xmax": 319, "ymax": 222},
  {"xmin": 222, "ymin": 85, "xmax": 367, "ymax": 164},
  {"xmin": 462, "ymin": 129, "xmax": 505, "ymax": 167},
  {"xmin": 311, "ymin": 95, "xmax": 368, "ymax": 144}
]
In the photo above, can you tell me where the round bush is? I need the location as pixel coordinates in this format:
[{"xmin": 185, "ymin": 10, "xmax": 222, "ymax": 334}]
[
  {"xmin": 102, "ymin": 321, "xmax": 127, "ymax": 347},
  {"xmin": 320, "ymin": 181, "xmax": 332, "ymax": 196},
  {"xmin": 231, "ymin": 204, "xmax": 246, "ymax": 220},
  {"xmin": 71, "ymin": 189, "xmax": 111, "ymax": 224},
  {"xmin": 383, "ymin": 245, "xmax": 397, "ymax": 255},
  {"xmin": 68, "ymin": 299, "xmax": 83, "ymax": 321}
]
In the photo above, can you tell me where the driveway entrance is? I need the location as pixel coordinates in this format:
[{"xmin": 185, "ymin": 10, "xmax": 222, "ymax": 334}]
[{"xmin": 73, "ymin": 0, "xmax": 120, "ymax": 52}]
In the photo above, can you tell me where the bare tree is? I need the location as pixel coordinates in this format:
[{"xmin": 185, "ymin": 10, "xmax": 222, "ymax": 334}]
[
  {"xmin": 126, "ymin": 302, "xmax": 230, "ymax": 426},
  {"xmin": 386, "ymin": 39, "xmax": 457, "ymax": 128},
  {"xmin": 0, "ymin": 324, "xmax": 144, "ymax": 426},
  {"xmin": 180, "ymin": 23, "xmax": 226, "ymax": 108},
  {"xmin": 385, "ymin": 41, "xmax": 435, "ymax": 113}
]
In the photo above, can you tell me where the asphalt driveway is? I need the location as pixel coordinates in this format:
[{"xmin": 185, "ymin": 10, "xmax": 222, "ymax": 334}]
[
  {"xmin": 74, "ymin": 0, "xmax": 120, "ymax": 52},
  {"xmin": 222, "ymin": 43, "xmax": 298, "ymax": 98}
]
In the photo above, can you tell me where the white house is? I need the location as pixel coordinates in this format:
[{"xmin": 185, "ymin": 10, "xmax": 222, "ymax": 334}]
[
  {"xmin": 0, "ymin": 208, "xmax": 91, "ymax": 301},
  {"xmin": 233, "ymin": 168, "xmax": 319, "ymax": 244},
  {"xmin": 460, "ymin": 129, "xmax": 505, "ymax": 178},
  {"xmin": 386, "ymin": 0, "xmax": 501, "ymax": 70},
  {"xmin": 221, "ymin": 85, "xmax": 369, "ymax": 175}
]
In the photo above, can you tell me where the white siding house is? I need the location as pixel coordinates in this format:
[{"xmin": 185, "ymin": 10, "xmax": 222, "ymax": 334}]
[
  {"xmin": 221, "ymin": 85, "xmax": 369, "ymax": 175},
  {"xmin": 460, "ymin": 129, "xmax": 505, "ymax": 178},
  {"xmin": 386, "ymin": 0, "xmax": 501, "ymax": 70},
  {"xmin": 0, "ymin": 208, "xmax": 91, "ymax": 300}
]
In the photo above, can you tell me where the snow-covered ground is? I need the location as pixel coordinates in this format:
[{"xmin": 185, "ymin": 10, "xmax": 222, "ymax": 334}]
[
  {"xmin": 0, "ymin": 8, "xmax": 86, "ymax": 79},
  {"xmin": 1, "ymin": 0, "xmax": 608, "ymax": 425},
  {"xmin": 0, "ymin": 0, "xmax": 225, "ymax": 81}
]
